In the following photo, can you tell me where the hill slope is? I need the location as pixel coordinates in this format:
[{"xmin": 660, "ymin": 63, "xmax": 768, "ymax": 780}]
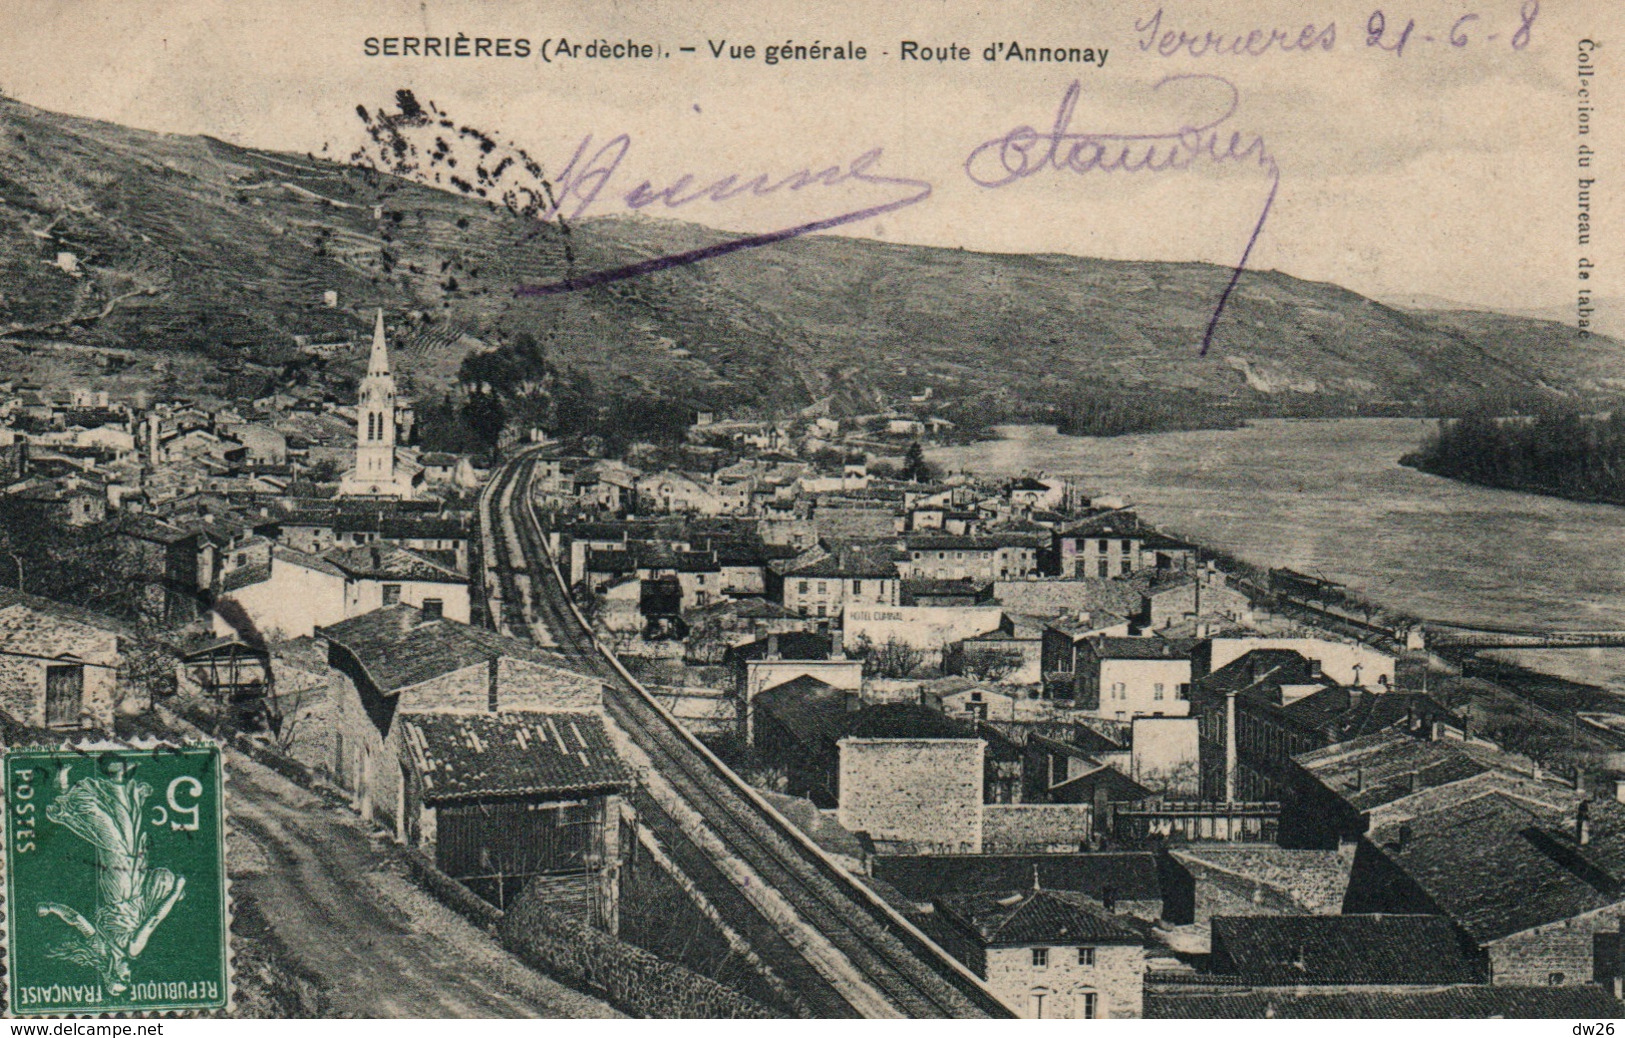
[{"xmin": 0, "ymin": 95, "xmax": 1617, "ymax": 420}]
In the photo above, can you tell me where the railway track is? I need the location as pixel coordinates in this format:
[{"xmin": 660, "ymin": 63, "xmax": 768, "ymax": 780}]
[{"xmin": 477, "ymin": 451, "xmax": 1011, "ymax": 1019}]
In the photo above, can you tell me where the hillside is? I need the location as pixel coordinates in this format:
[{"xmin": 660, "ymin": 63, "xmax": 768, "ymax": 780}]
[{"xmin": 0, "ymin": 94, "xmax": 1619, "ymax": 423}]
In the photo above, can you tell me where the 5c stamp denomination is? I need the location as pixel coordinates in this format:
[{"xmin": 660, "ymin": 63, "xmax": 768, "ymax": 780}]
[{"xmin": 4, "ymin": 745, "xmax": 228, "ymax": 1016}]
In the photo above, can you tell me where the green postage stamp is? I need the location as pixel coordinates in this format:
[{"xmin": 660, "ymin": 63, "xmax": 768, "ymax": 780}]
[{"xmin": 4, "ymin": 744, "xmax": 229, "ymax": 1015}]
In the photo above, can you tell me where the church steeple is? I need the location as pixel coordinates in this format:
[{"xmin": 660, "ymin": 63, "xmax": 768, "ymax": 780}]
[
  {"xmin": 367, "ymin": 308, "xmax": 392, "ymax": 377},
  {"xmin": 348, "ymin": 308, "xmax": 399, "ymax": 492}
]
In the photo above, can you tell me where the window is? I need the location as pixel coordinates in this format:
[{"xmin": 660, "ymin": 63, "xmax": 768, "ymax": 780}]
[
  {"xmin": 852, "ymin": 580, "xmax": 863, "ymax": 595},
  {"xmin": 1549, "ymin": 972, "xmax": 1566, "ymax": 986},
  {"xmin": 45, "ymin": 664, "xmax": 84, "ymax": 728},
  {"xmin": 1154, "ymin": 683, "xmax": 1165, "ymax": 701},
  {"xmin": 816, "ymin": 604, "xmax": 826, "ymax": 618},
  {"xmin": 1120, "ymin": 558, "xmax": 1132, "ymax": 576},
  {"xmin": 1077, "ymin": 947, "xmax": 1095, "ymax": 967},
  {"xmin": 1031, "ymin": 948, "xmax": 1049, "ymax": 968},
  {"xmin": 817, "ymin": 582, "xmax": 827, "ymax": 594},
  {"xmin": 1029, "ymin": 989, "xmax": 1050, "ymax": 1019},
  {"xmin": 382, "ymin": 584, "xmax": 401, "ymax": 605},
  {"xmin": 1077, "ymin": 991, "xmax": 1098, "ymax": 1019},
  {"xmin": 798, "ymin": 581, "xmax": 809, "ymax": 595},
  {"xmin": 1098, "ymin": 559, "xmax": 1109, "ymax": 578},
  {"xmin": 1113, "ymin": 681, "xmax": 1126, "ymax": 699}
]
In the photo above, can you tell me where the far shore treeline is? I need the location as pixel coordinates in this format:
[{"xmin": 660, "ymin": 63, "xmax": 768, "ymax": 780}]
[{"xmin": 1402, "ymin": 410, "xmax": 1625, "ymax": 506}]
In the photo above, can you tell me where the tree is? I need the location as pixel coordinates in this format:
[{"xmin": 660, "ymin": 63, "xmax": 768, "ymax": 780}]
[
  {"xmin": 962, "ymin": 645, "xmax": 1026, "ymax": 683},
  {"xmin": 866, "ymin": 637, "xmax": 924, "ymax": 679},
  {"xmin": 901, "ymin": 441, "xmax": 934, "ymax": 483},
  {"xmin": 685, "ymin": 614, "xmax": 733, "ymax": 664},
  {"xmin": 463, "ymin": 390, "xmax": 507, "ymax": 463}
]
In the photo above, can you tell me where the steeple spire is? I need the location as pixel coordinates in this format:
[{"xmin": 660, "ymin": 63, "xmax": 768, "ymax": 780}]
[{"xmin": 367, "ymin": 308, "xmax": 391, "ymax": 376}]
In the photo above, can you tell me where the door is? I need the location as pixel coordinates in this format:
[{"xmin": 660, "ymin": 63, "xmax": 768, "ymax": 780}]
[{"xmin": 45, "ymin": 664, "xmax": 83, "ymax": 727}]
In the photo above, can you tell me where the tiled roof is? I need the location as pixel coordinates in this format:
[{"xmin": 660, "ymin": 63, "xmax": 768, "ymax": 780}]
[
  {"xmin": 219, "ymin": 562, "xmax": 271, "ymax": 593},
  {"xmin": 1058, "ymin": 510, "xmax": 1152, "ymax": 538},
  {"xmin": 935, "ymin": 888, "xmax": 1145, "ymax": 946},
  {"xmin": 1362, "ymin": 792, "xmax": 1615, "ymax": 943},
  {"xmin": 0, "ymin": 588, "xmax": 139, "ymax": 639},
  {"xmin": 401, "ymin": 712, "xmax": 631, "ymax": 802},
  {"xmin": 841, "ymin": 703, "xmax": 973, "ymax": 740},
  {"xmin": 725, "ymin": 631, "xmax": 834, "ymax": 663},
  {"xmin": 319, "ymin": 605, "xmax": 579, "ymax": 694},
  {"xmin": 1210, "ymin": 914, "xmax": 1485, "ymax": 985},
  {"xmin": 322, "ymin": 544, "xmax": 464, "ymax": 583},
  {"xmin": 873, "ymin": 853, "xmax": 1162, "ymax": 904},
  {"xmin": 1088, "ymin": 636, "xmax": 1195, "ymax": 661},
  {"xmin": 1293, "ymin": 728, "xmax": 1544, "ymax": 814},
  {"xmin": 906, "ymin": 533, "xmax": 1047, "ymax": 551},
  {"xmin": 1146, "ymin": 985, "xmax": 1623, "ymax": 1019},
  {"xmin": 755, "ymin": 675, "xmax": 848, "ymax": 746}
]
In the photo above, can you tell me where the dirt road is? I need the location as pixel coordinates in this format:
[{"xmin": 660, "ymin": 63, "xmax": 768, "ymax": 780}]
[{"xmin": 226, "ymin": 752, "xmax": 622, "ymax": 1018}]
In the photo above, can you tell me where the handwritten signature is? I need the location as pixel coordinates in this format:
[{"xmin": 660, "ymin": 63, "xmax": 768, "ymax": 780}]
[
  {"xmin": 965, "ymin": 75, "xmax": 1279, "ymax": 355},
  {"xmin": 357, "ymin": 82, "xmax": 1276, "ymax": 352},
  {"xmin": 514, "ymin": 141, "xmax": 933, "ymax": 295}
]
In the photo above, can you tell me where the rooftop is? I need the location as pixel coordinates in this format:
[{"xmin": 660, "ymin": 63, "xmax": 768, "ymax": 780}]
[
  {"xmin": 873, "ymin": 852, "xmax": 1162, "ymax": 905},
  {"xmin": 401, "ymin": 712, "xmax": 631, "ymax": 803},
  {"xmin": 1210, "ymin": 914, "xmax": 1485, "ymax": 985},
  {"xmin": 1146, "ymin": 985, "xmax": 1623, "ymax": 1019},
  {"xmin": 318, "ymin": 605, "xmax": 581, "ymax": 695},
  {"xmin": 935, "ymin": 888, "xmax": 1145, "ymax": 946}
]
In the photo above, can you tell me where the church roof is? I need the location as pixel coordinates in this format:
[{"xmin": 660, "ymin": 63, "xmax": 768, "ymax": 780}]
[{"xmin": 367, "ymin": 308, "xmax": 391, "ymax": 377}]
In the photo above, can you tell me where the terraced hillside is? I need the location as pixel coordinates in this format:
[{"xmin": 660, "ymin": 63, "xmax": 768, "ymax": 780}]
[{"xmin": 0, "ymin": 94, "xmax": 1618, "ymax": 420}]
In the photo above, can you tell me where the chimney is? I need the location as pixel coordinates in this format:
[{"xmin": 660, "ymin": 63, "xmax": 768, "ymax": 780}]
[
  {"xmin": 844, "ymin": 690, "xmax": 862, "ymax": 713},
  {"xmin": 767, "ymin": 634, "xmax": 780, "ymax": 660},
  {"xmin": 1397, "ymin": 823, "xmax": 1412, "ymax": 851},
  {"xmin": 1355, "ymin": 766, "xmax": 1365, "ymax": 792},
  {"xmin": 1613, "ymin": 776, "xmax": 1625, "ymax": 805},
  {"xmin": 1307, "ymin": 658, "xmax": 1322, "ymax": 680},
  {"xmin": 1407, "ymin": 770, "xmax": 1421, "ymax": 794},
  {"xmin": 1578, "ymin": 801, "xmax": 1593, "ymax": 847}
]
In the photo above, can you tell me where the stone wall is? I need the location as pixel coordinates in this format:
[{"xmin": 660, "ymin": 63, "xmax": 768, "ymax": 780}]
[
  {"xmin": 837, "ymin": 738, "xmax": 984, "ymax": 852},
  {"xmin": 982, "ymin": 804, "xmax": 1093, "ymax": 852},
  {"xmin": 1488, "ymin": 908, "xmax": 1624, "ymax": 986},
  {"xmin": 500, "ymin": 877, "xmax": 776, "ymax": 1018}
]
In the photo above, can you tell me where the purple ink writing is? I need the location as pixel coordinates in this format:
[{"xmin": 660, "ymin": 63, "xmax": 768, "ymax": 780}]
[
  {"xmin": 964, "ymin": 75, "xmax": 1279, "ymax": 355},
  {"xmin": 1135, "ymin": 8, "xmax": 1336, "ymax": 58}
]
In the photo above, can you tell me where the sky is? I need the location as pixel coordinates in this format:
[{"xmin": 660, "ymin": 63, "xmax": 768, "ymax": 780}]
[{"xmin": 1, "ymin": 0, "xmax": 1618, "ymax": 314}]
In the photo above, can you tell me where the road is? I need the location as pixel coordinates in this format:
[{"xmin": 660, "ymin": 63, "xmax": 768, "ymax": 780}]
[{"xmin": 225, "ymin": 751, "xmax": 622, "ymax": 1018}]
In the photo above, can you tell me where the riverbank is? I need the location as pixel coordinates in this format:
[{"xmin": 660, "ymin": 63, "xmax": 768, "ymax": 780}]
[
  {"xmin": 932, "ymin": 420, "xmax": 1625, "ymax": 695},
  {"xmin": 1400, "ymin": 452, "xmax": 1625, "ymax": 510}
]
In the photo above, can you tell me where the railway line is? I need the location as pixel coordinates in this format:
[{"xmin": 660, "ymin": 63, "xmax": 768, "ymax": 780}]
[{"xmin": 477, "ymin": 450, "xmax": 1012, "ymax": 1019}]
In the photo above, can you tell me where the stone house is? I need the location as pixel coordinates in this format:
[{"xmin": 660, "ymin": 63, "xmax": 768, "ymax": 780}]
[
  {"xmin": 902, "ymin": 533, "xmax": 1044, "ymax": 583},
  {"xmin": 213, "ymin": 543, "xmax": 468, "ymax": 640},
  {"xmin": 1050, "ymin": 510, "xmax": 1153, "ymax": 580},
  {"xmin": 316, "ymin": 605, "xmax": 634, "ymax": 921},
  {"xmin": 0, "ymin": 600, "xmax": 119, "ymax": 729},
  {"xmin": 930, "ymin": 888, "xmax": 1147, "ymax": 1018},
  {"xmin": 780, "ymin": 549, "xmax": 900, "ymax": 619},
  {"xmin": 1071, "ymin": 636, "xmax": 1195, "ymax": 720},
  {"xmin": 836, "ymin": 704, "xmax": 985, "ymax": 853}
]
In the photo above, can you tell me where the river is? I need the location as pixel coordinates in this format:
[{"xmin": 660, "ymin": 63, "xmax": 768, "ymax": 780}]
[{"xmin": 930, "ymin": 420, "xmax": 1625, "ymax": 691}]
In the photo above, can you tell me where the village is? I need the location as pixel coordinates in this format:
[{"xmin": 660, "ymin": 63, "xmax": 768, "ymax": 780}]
[{"xmin": 2, "ymin": 311, "xmax": 1624, "ymax": 1020}]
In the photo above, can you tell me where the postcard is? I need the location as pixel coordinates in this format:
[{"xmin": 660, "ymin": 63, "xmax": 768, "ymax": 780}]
[{"xmin": 0, "ymin": 0, "xmax": 1621, "ymax": 1023}]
